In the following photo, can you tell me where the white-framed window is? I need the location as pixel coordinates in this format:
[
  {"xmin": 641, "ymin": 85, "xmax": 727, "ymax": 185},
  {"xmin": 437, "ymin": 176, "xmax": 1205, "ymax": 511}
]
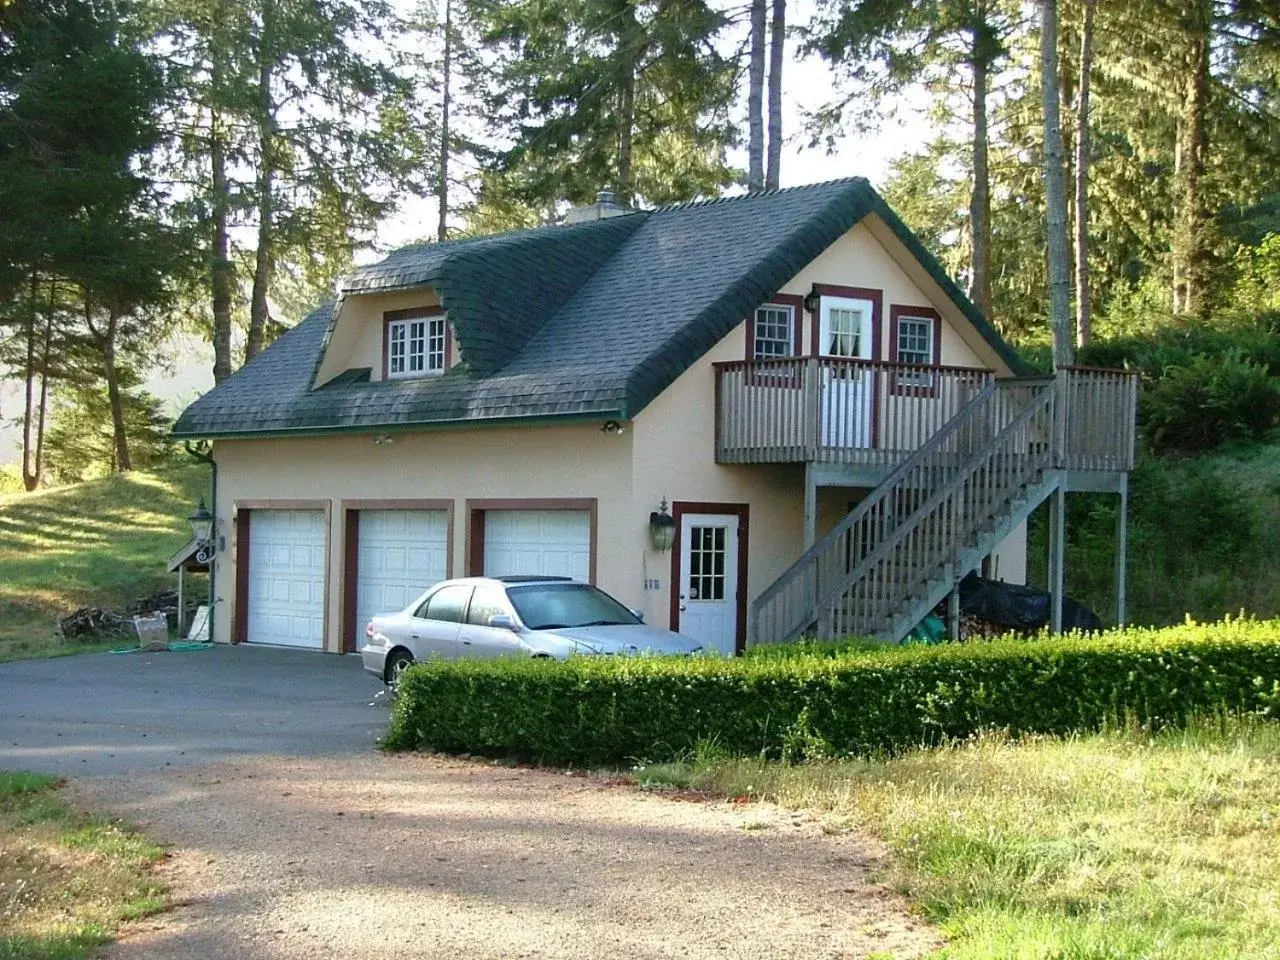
[
  {"xmin": 387, "ymin": 313, "xmax": 447, "ymax": 379},
  {"xmin": 895, "ymin": 314, "xmax": 935, "ymax": 367},
  {"xmin": 752, "ymin": 304, "xmax": 795, "ymax": 359}
]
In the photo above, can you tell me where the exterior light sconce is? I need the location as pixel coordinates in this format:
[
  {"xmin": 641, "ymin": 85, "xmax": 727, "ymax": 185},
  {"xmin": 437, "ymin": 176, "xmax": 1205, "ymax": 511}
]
[
  {"xmin": 803, "ymin": 288, "xmax": 820, "ymax": 314},
  {"xmin": 188, "ymin": 497, "xmax": 217, "ymax": 564},
  {"xmin": 600, "ymin": 419, "xmax": 626, "ymax": 436},
  {"xmin": 649, "ymin": 497, "xmax": 676, "ymax": 552},
  {"xmin": 373, "ymin": 433, "xmax": 394, "ymax": 445}
]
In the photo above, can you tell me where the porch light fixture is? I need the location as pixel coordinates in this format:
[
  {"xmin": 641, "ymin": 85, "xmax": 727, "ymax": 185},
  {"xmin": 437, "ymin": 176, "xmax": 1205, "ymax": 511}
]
[
  {"xmin": 600, "ymin": 419, "xmax": 626, "ymax": 436},
  {"xmin": 649, "ymin": 497, "xmax": 676, "ymax": 552},
  {"xmin": 188, "ymin": 497, "xmax": 216, "ymax": 563},
  {"xmin": 803, "ymin": 288, "xmax": 820, "ymax": 313}
]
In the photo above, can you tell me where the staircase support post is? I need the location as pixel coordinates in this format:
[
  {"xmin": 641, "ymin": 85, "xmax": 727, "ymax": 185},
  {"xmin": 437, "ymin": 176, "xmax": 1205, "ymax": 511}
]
[
  {"xmin": 1048, "ymin": 484, "xmax": 1065, "ymax": 633},
  {"xmin": 803, "ymin": 463, "xmax": 818, "ymax": 549},
  {"xmin": 947, "ymin": 581, "xmax": 960, "ymax": 641},
  {"xmin": 1115, "ymin": 473, "xmax": 1128, "ymax": 627}
]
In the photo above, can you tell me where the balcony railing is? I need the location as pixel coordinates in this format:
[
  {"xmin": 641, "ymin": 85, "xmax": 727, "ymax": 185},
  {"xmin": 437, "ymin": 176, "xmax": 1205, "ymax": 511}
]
[{"xmin": 714, "ymin": 358, "xmax": 1137, "ymax": 474}]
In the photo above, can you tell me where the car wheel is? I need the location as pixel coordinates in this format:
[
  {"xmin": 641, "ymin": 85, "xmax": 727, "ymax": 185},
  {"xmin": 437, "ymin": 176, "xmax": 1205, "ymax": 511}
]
[{"xmin": 385, "ymin": 648, "xmax": 414, "ymax": 689}]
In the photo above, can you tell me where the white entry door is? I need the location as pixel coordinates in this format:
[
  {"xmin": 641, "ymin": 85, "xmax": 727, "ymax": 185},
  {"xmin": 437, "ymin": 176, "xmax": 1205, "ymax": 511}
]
[
  {"xmin": 818, "ymin": 295, "xmax": 875, "ymax": 448},
  {"xmin": 677, "ymin": 512, "xmax": 741, "ymax": 655},
  {"xmin": 484, "ymin": 510, "xmax": 591, "ymax": 581},
  {"xmin": 355, "ymin": 509, "xmax": 449, "ymax": 650},
  {"xmin": 247, "ymin": 509, "xmax": 326, "ymax": 648}
]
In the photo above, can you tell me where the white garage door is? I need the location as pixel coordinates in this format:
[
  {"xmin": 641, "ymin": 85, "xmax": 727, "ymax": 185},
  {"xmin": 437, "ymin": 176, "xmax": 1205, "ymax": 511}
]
[
  {"xmin": 484, "ymin": 510, "xmax": 590, "ymax": 581},
  {"xmin": 355, "ymin": 509, "xmax": 449, "ymax": 649},
  {"xmin": 248, "ymin": 509, "xmax": 326, "ymax": 648}
]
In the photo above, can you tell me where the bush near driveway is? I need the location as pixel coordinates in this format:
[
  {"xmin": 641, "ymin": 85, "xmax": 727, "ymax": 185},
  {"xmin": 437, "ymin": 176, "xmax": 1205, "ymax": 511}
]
[{"xmin": 382, "ymin": 618, "xmax": 1280, "ymax": 766}]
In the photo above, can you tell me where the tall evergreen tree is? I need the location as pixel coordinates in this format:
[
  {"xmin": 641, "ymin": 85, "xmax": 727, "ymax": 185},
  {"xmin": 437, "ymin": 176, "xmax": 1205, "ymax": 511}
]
[
  {"xmin": 806, "ymin": 0, "xmax": 1014, "ymax": 321},
  {"xmin": 748, "ymin": 0, "xmax": 767, "ymax": 190},
  {"xmin": 1039, "ymin": 0, "xmax": 1073, "ymax": 365},
  {"xmin": 766, "ymin": 0, "xmax": 786, "ymax": 189},
  {"xmin": 467, "ymin": 0, "xmax": 737, "ymax": 212}
]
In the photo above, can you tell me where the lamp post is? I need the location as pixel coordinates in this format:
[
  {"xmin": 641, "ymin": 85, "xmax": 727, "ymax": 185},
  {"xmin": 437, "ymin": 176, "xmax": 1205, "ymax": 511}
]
[
  {"xmin": 648, "ymin": 498, "xmax": 676, "ymax": 552},
  {"xmin": 188, "ymin": 497, "xmax": 215, "ymax": 564}
]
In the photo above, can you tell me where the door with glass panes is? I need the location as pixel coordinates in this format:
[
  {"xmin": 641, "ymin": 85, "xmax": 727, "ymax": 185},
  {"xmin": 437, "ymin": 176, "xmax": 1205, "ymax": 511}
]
[{"xmin": 676, "ymin": 512, "xmax": 741, "ymax": 655}]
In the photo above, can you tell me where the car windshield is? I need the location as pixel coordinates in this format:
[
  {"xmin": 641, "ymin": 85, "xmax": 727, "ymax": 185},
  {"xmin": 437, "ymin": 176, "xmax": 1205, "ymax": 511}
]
[{"xmin": 505, "ymin": 582, "xmax": 642, "ymax": 631}]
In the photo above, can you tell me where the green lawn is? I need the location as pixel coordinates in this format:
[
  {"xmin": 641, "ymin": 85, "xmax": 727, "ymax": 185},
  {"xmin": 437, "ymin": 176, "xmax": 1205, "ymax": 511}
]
[
  {"xmin": 0, "ymin": 466, "xmax": 209, "ymax": 662},
  {"xmin": 0, "ymin": 771, "xmax": 166, "ymax": 960},
  {"xmin": 639, "ymin": 718, "xmax": 1280, "ymax": 959}
]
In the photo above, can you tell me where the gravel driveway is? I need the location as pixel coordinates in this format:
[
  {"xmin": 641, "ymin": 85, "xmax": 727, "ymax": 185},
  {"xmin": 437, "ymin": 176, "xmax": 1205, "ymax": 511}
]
[{"xmin": 4, "ymin": 647, "xmax": 940, "ymax": 958}]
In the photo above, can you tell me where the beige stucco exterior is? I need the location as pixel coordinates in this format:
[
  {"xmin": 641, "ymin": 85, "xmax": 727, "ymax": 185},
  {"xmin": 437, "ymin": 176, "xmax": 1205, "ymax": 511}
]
[{"xmin": 208, "ymin": 215, "xmax": 1027, "ymax": 653}]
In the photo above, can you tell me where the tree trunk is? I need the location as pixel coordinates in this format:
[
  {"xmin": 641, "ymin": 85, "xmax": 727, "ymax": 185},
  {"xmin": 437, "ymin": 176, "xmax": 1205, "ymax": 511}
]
[
  {"xmin": 766, "ymin": 0, "xmax": 784, "ymax": 190},
  {"xmin": 437, "ymin": 0, "xmax": 452, "ymax": 242},
  {"xmin": 101, "ymin": 313, "xmax": 131, "ymax": 472},
  {"xmin": 34, "ymin": 281, "xmax": 52, "ymax": 485},
  {"xmin": 747, "ymin": 0, "xmax": 766, "ymax": 191},
  {"xmin": 21, "ymin": 270, "xmax": 39, "ymax": 491},
  {"xmin": 969, "ymin": 35, "xmax": 994, "ymax": 321},
  {"xmin": 1172, "ymin": 1, "xmax": 1210, "ymax": 318},
  {"xmin": 246, "ymin": 0, "xmax": 277, "ymax": 363},
  {"xmin": 210, "ymin": 101, "xmax": 234, "ymax": 383},
  {"xmin": 1074, "ymin": 0, "xmax": 1095, "ymax": 347},
  {"xmin": 1040, "ymin": 0, "xmax": 1073, "ymax": 367},
  {"xmin": 615, "ymin": 1, "xmax": 638, "ymax": 202}
]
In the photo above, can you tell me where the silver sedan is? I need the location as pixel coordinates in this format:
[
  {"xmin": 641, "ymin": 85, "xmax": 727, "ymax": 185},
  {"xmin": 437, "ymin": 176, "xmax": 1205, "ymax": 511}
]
[{"xmin": 361, "ymin": 576, "xmax": 704, "ymax": 684}]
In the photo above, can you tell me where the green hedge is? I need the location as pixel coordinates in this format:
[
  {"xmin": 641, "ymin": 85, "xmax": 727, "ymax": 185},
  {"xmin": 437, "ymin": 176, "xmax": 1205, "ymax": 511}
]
[{"xmin": 381, "ymin": 619, "xmax": 1280, "ymax": 766}]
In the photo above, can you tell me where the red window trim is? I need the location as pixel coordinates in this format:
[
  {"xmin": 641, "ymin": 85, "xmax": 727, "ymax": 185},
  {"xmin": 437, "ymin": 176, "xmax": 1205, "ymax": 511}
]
[
  {"xmin": 744, "ymin": 294, "xmax": 805, "ymax": 359},
  {"xmin": 382, "ymin": 306, "xmax": 451, "ymax": 381},
  {"xmin": 668, "ymin": 501, "xmax": 750, "ymax": 655},
  {"xmin": 808, "ymin": 284, "xmax": 883, "ymax": 361},
  {"xmin": 888, "ymin": 304, "xmax": 944, "ymax": 397}
]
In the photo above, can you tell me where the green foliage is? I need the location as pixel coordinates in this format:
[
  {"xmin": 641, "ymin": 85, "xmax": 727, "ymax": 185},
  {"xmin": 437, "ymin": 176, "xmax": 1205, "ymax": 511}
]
[
  {"xmin": 1030, "ymin": 451, "xmax": 1280, "ymax": 627},
  {"xmin": 0, "ymin": 467, "xmax": 22, "ymax": 495},
  {"xmin": 1142, "ymin": 350, "xmax": 1280, "ymax": 453},
  {"xmin": 383, "ymin": 619, "xmax": 1280, "ymax": 766},
  {"xmin": 44, "ymin": 381, "xmax": 175, "ymax": 484}
]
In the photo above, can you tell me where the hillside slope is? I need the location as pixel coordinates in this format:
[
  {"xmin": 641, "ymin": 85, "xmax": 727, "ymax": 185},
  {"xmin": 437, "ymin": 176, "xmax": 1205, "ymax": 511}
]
[{"xmin": 0, "ymin": 465, "xmax": 209, "ymax": 660}]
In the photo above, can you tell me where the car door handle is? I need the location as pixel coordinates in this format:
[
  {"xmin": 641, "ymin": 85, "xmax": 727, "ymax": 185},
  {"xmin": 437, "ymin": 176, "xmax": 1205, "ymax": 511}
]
[
  {"xmin": 461, "ymin": 639, "xmax": 472, "ymax": 645},
  {"xmin": 411, "ymin": 634, "xmax": 420, "ymax": 640}
]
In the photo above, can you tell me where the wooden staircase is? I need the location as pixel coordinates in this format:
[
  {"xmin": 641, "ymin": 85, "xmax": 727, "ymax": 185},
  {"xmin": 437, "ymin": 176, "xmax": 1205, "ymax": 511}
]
[{"xmin": 749, "ymin": 376, "xmax": 1066, "ymax": 645}]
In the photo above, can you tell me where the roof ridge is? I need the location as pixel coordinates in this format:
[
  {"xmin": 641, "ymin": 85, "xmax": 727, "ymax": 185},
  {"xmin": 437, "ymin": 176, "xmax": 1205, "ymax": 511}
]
[
  {"xmin": 354, "ymin": 211, "xmax": 649, "ymax": 271},
  {"xmin": 651, "ymin": 176, "xmax": 870, "ymax": 215}
]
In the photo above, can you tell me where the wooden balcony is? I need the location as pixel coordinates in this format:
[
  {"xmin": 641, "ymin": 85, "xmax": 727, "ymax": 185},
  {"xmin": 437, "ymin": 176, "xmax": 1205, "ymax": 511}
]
[{"xmin": 713, "ymin": 358, "xmax": 1137, "ymax": 476}]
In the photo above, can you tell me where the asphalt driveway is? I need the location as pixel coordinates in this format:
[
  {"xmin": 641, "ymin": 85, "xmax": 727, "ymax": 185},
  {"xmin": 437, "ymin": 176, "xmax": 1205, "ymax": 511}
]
[{"xmin": 0, "ymin": 645, "xmax": 387, "ymax": 776}]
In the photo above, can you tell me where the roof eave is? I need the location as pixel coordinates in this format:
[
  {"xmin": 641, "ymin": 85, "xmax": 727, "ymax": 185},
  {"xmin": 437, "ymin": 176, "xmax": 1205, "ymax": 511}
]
[{"xmin": 168, "ymin": 408, "xmax": 628, "ymax": 444}]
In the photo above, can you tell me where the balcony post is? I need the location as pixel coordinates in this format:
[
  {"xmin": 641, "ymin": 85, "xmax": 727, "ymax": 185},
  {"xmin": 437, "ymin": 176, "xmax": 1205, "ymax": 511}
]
[
  {"xmin": 1048, "ymin": 482, "xmax": 1065, "ymax": 633},
  {"xmin": 803, "ymin": 462, "xmax": 818, "ymax": 549},
  {"xmin": 1115, "ymin": 472, "xmax": 1128, "ymax": 627}
]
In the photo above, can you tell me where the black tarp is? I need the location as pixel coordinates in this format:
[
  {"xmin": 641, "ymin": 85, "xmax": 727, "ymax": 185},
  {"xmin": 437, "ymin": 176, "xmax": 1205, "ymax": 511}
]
[{"xmin": 958, "ymin": 572, "xmax": 1104, "ymax": 633}]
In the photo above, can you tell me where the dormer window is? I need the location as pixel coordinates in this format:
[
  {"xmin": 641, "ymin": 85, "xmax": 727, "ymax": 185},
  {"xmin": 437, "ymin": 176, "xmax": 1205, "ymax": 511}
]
[{"xmin": 384, "ymin": 307, "xmax": 448, "ymax": 379}]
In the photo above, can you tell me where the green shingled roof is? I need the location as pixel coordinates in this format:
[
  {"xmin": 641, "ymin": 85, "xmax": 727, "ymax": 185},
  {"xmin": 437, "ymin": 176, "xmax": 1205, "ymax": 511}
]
[{"xmin": 172, "ymin": 178, "xmax": 1029, "ymax": 440}]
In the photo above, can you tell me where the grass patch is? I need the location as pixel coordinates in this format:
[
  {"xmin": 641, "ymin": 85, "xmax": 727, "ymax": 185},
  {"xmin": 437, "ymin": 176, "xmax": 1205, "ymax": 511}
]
[
  {"xmin": 0, "ymin": 465, "xmax": 209, "ymax": 662},
  {"xmin": 650, "ymin": 718, "xmax": 1280, "ymax": 959},
  {"xmin": 0, "ymin": 771, "xmax": 165, "ymax": 960}
]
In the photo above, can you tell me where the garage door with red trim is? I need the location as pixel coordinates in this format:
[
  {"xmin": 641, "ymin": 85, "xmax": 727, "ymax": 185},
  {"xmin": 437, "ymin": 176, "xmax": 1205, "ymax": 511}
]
[
  {"xmin": 247, "ymin": 509, "xmax": 326, "ymax": 648},
  {"xmin": 355, "ymin": 509, "xmax": 449, "ymax": 648},
  {"xmin": 483, "ymin": 510, "xmax": 590, "ymax": 581}
]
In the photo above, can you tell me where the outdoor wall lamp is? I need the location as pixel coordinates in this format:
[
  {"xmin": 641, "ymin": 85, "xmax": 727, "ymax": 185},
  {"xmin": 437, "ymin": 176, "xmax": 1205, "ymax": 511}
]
[
  {"xmin": 188, "ymin": 497, "xmax": 217, "ymax": 564},
  {"xmin": 600, "ymin": 419, "xmax": 626, "ymax": 436},
  {"xmin": 649, "ymin": 497, "xmax": 676, "ymax": 552},
  {"xmin": 803, "ymin": 287, "xmax": 820, "ymax": 313}
]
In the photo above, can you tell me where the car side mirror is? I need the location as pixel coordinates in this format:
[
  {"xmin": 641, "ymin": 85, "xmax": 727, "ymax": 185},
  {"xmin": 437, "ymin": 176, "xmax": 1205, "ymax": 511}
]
[
  {"xmin": 630, "ymin": 608, "xmax": 646, "ymax": 623},
  {"xmin": 488, "ymin": 614, "xmax": 519, "ymax": 632}
]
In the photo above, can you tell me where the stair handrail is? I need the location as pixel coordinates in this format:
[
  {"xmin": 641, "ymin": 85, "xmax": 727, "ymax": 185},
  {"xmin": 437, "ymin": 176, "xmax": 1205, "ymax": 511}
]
[
  {"xmin": 749, "ymin": 374, "xmax": 1055, "ymax": 645},
  {"xmin": 813, "ymin": 382, "xmax": 1058, "ymax": 636}
]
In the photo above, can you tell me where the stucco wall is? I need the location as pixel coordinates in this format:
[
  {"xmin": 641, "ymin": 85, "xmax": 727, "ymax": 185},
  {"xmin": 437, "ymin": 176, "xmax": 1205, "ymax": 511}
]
[
  {"xmin": 210, "ymin": 216, "xmax": 1026, "ymax": 653},
  {"xmin": 210, "ymin": 423, "xmax": 634, "ymax": 651}
]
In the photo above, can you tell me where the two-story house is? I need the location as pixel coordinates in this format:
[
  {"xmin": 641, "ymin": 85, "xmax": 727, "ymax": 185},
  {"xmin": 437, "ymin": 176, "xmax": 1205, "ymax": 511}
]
[{"xmin": 173, "ymin": 178, "xmax": 1136, "ymax": 656}]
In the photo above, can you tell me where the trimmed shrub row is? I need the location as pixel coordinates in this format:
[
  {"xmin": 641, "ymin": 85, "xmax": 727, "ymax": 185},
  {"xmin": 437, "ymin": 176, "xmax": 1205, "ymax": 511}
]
[{"xmin": 382, "ymin": 619, "xmax": 1280, "ymax": 766}]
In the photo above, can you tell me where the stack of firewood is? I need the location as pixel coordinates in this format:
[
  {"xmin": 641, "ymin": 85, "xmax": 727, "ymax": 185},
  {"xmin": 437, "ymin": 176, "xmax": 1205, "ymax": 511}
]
[{"xmin": 58, "ymin": 590, "xmax": 186, "ymax": 641}]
